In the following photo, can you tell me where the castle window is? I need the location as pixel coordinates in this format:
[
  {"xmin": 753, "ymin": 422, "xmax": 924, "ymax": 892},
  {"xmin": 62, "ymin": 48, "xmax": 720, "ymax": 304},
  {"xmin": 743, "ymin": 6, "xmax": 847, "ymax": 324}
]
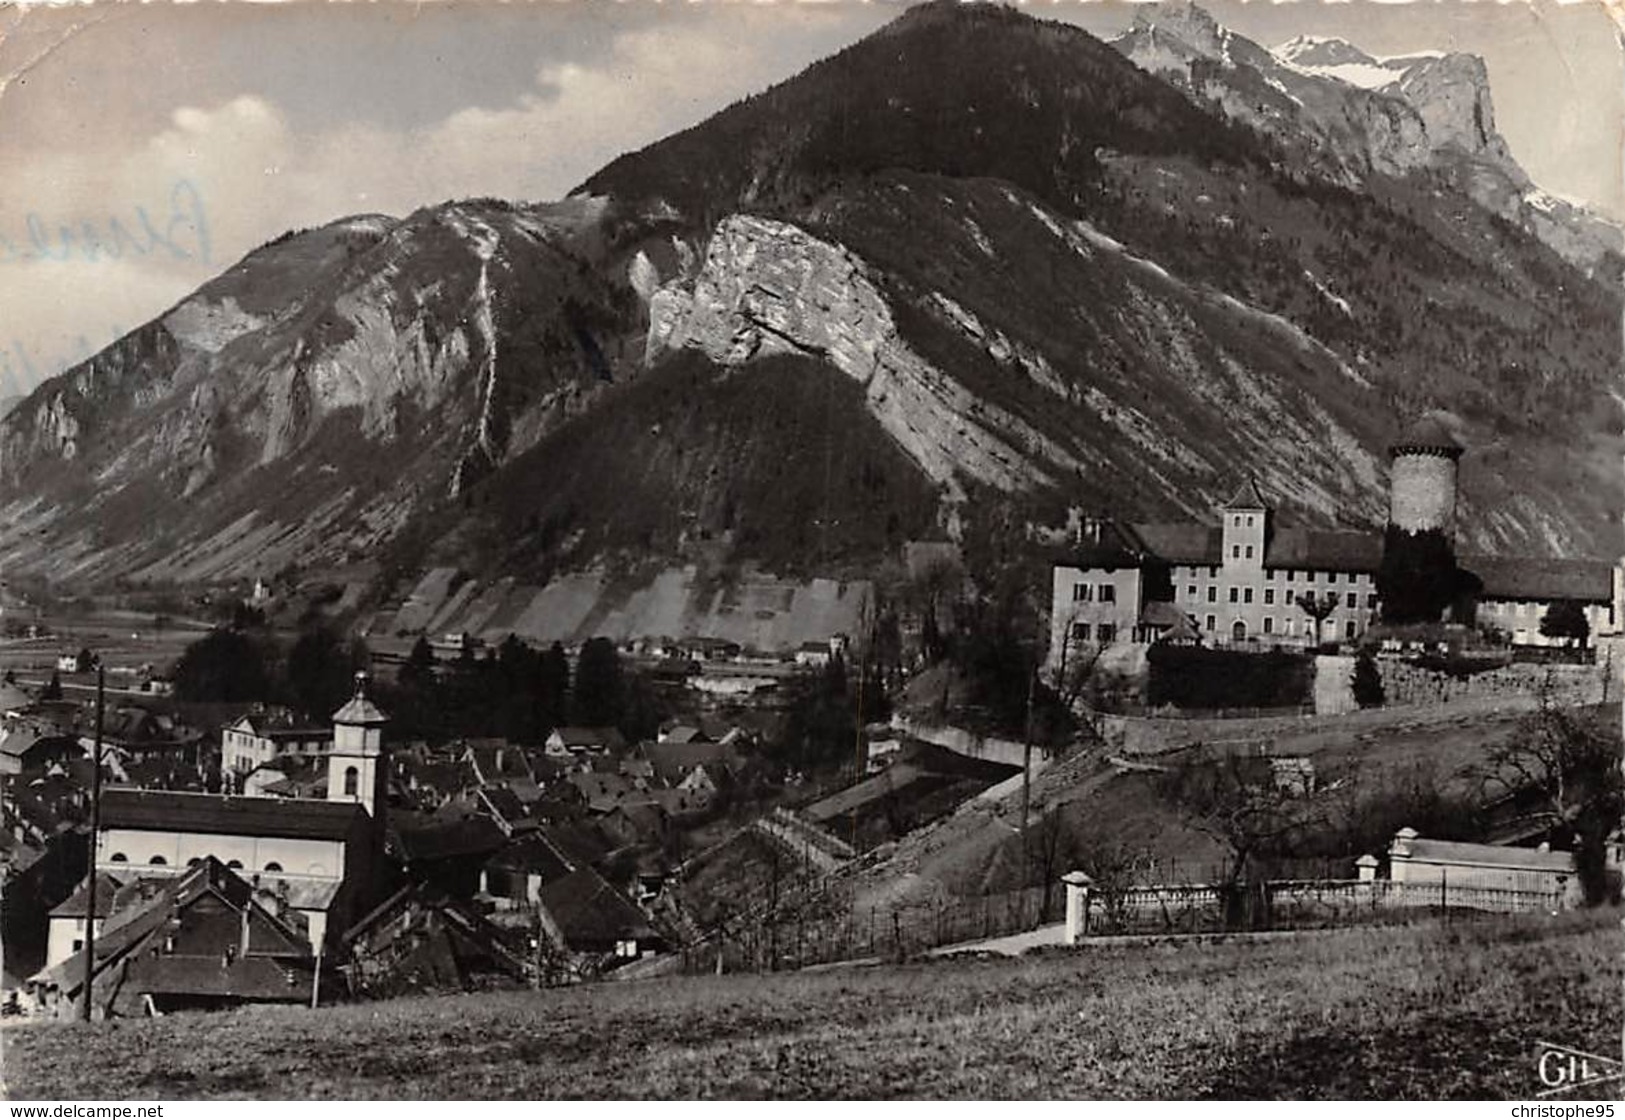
[
  {"xmin": 1245, "ymin": 545, "xmax": 1254, "ymax": 559},
  {"xmin": 1243, "ymin": 588, "xmax": 1254, "ymax": 604},
  {"xmin": 148, "ymin": 855, "xmax": 167, "ymax": 866},
  {"xmin": 1229, "ymin": 588, "xmax": 1239, "ymax": 604},
  {"xmin": 1286, "ymin": 570, "xmax": 1295, "ymax": 582},
  {"xmin": 1071, "ymin": 623, "xmax": 1091, "ymax": 642},
  {"xmin": 1266, "ymin": 569, "xmax": 1274, "ymax": 581},
  {"xmin": 1246, "ymin": 516, "xmax": 1254, "ymax": 528},
  {"xmin": 1327, "ymin": 572, "xmax": 1337, "ymax": 585},
  {"xmin": 1265, "ymin": 589, "xmax": 1275, "ymax": 606},
  {"xmin": 1345, "ymin": 620, "xmax": 1357, "ymax": 639},
  {"xmin": 1207, "ymin": 587, "xmax": 1217, "ymax": 603},
  {"xmin": 1097, "ymin": 624, "xmax": 1116, "ymax": 644},
  {"xmin": 1305, "ymin": 572, "xmax": 1315, "ymax": 583},
  {"xmin": 1098, "ymin": 584, "xmax": 1115, "ymax": 603},
  {"xmin": 1231, "ymin": 546, "xmax": 1241, "ymax": 559},
  {"xmin": 1367, "ymin": 594, "xmax": 1378, "ymax": 610},
  {"xmin": 1073, "ymin": 584, "xmax": 1092, "ymax": 603},
  {"xmin": 264, "ymin": 862, "xmax": 283, "ymax": 873},
  {"xmin": 344, "ymin": 766, "xmax": 359, "ymax": 796},
  {"xmin": 1205, "ymin": 615, "xmax": 1216, "ymax": 632},
  {"xmin": 1186, "ymin": 585, "xmax": 1197, "ymax": 600},
  {"xmin": 1209, "ymin": 566, "xmax": 1218, "ymax": 578},
  {"xmin": 1346, "ymin": 592, "xmax": 1357, "ymax": 609},
  {"xmin": 227, "ymin": 860, "xmax": 243, "ymax": 870},
  {"xmin": 1263, "ymin": 617, "xmax": 1274, "ymax": 634}
]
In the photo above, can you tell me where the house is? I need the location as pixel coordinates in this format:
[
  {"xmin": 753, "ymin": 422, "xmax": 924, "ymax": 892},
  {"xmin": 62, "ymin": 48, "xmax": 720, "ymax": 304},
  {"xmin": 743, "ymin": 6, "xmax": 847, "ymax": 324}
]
[
  {"xmin": 1048, "ymin": 419, "xmax": 1620, "ymax": 668},
  {"xmin": 656, "ymin": 724, "xmax": 711, "ymax": 745},
  {"xmin": 0, "ymin": 723, "xmax": 81, "ymax": 777},
  {"xmin": 43, "ymin": 872, "xmax": 120, "ymax": 971},
  {"xmin": 643, "ymin": 739, "xmax": 740, "ymax": 789},
  {"xmin": 535, "ymin": 865, "xmax": 664, "ymax": 967},
  {"xmin": 220, "ymin": 709, "xmax": 332, "ymax": 779},
  {"xmin": 388, "ymin": 812, "xmax": 509, "ymax": 898},
  {"xmin": 1387, "ymin": 827, "xmax": 1585, "ymax": 906},
  {"xmin": 475, "ymin": 786, "xmax": 537, "ymax": 838},
  {"xmin": 480, "ymin": 831, "xmax": 579, "ymax": 910},
  {"xmin": 794, "ymin": 641, "xmax": 834, "ymax": 668},
  {"xmin": 459, "ymin": 740, "xmax": 534, "ymax": 787},
  {"xmin": 544, "ymin": 727, "xmax": 627, "ymax": 760},
  {"xmin": 568, "ymin": 771, "xmax": 636, "ymax": 814},
  {"xmin": 28, "ymin": 857, "xmax": 318, "ymax": 1019},
  {"xmin": 341, "ymin": 882, "xmax": 534, "ymax": 998},
  {"xmin": 599, "ymin": 801, "xmax": 669, "ymax": 849}
]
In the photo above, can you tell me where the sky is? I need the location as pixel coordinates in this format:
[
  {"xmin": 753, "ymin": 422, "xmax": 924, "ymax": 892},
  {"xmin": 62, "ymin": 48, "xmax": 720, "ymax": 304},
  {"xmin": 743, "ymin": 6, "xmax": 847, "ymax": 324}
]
[{"xmin": 0, "ymin": 0, "xmax": 1618, "ymax": 397}]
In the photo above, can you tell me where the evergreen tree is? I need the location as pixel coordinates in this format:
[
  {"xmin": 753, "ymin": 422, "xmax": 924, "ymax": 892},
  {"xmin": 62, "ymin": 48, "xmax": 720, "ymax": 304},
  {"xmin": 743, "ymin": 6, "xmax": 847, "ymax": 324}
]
[
  {"xmin": 42, "ymin": 670, "xmax": 62, "ymax": 701},
  {"xmin": 1351, "ymin": 651, "xmax": 1385, "ymax": 709},
  {"xmin": 398, "ymin": 636, "xmax": 436, "ymax": 691},
  {"xmin": 574, "ymin": 637, "xmax": 623, "ymax": 728},
  {"xmin": 538, "ymin": 642, "xmax": 570, "ymax": 732},
  {"xmin": 285, "ymin": 627, "xmax": 356, "ymax": 721},
  {"xmin": 1376, "ymin": 526, "xmax": 1461, "ymax": 625},
  {"xmin": 172, "ymin": 630, "xmax": 273, "ymax": 702},
  {"xmin": 1540, "ymin": 600, "xmax": 1590, "ymax": 650}
]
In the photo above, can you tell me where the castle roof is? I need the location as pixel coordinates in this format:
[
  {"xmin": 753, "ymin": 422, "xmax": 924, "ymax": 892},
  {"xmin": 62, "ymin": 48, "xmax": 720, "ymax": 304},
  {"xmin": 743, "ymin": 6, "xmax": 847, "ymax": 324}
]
[
  {"xmin": 1390, "ymin": 414, "xmax": 1464, "ymax": 457},
  {"xmin": 1221, "ymin": 478, "xmax": 1269, "ymax": 510},
  {"xmin": 1263, "ymin": 529, "xmax": 1384, "ymax": 573},
  {"xmin": 1459, "ymin": 554, "xmax": 1613, "ymax": 604}
]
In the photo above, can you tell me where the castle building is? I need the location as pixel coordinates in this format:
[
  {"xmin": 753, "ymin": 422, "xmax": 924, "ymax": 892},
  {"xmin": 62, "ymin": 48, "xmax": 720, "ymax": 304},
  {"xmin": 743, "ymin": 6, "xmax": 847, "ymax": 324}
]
[{"xmin": 1048, "ymin": 416, "xmax": 1619, "ymax": 670}]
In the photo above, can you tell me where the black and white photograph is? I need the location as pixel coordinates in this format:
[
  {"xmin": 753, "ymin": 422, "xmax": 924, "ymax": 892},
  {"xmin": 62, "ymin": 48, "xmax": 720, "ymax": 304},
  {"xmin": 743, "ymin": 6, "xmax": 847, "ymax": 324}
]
[{"xmin": 0, "ymin": 0, "xmax": 1620, "ymax": 1101}]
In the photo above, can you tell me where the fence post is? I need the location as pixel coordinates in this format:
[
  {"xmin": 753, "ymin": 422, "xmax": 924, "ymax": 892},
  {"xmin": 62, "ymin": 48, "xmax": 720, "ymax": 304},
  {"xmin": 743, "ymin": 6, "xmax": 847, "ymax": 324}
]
[{"xmin": 1062, "ymin": 871, "xmax": 1093, "ymax": 945}]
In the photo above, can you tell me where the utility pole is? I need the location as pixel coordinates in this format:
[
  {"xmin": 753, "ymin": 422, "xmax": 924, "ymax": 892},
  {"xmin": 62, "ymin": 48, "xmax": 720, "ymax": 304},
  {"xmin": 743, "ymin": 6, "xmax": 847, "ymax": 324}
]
[
  {"xmin": 1020, "ymin": 642, "xmax": 1037, "ymax": 885},
  {"xmin": 79, "ymin": 663, "xmax": 104, "ymax": 1023}
]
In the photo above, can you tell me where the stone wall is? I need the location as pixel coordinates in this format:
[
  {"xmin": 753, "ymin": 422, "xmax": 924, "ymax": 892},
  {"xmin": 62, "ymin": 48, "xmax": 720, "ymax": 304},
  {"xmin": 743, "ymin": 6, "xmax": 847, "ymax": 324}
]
[{"xmin": 1376, "ymin": 658, "xmax": 1607, "ymax": 707}]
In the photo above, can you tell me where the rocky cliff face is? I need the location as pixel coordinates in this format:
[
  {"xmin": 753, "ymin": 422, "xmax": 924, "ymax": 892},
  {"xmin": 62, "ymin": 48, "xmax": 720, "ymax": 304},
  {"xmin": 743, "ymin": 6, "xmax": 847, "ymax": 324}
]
[
  {"xmin": 1114, "ymin": 4, "xmax": 1618, "ymax": 270},
  {"xmin": 0, "ymin": 200, "xmax": 636, "ymax": 583},
  {"xmin": 644, "ymin": 214, "xmax": 1071, "ymax": 503}
]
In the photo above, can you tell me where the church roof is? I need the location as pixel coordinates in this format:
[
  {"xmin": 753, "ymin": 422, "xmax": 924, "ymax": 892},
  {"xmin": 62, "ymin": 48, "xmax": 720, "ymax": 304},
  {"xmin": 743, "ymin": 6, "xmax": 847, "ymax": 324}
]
[
  {"xmin": 1390, "ymin": 414, "xmax": 1464, "ymax": 457},
  {"xmin": 333, "ymin": 695, "xmax": 388, "ymax": 726},
  {"xmin": 100, "ymin": 788, "xmax": 366, "ymax": 841}
]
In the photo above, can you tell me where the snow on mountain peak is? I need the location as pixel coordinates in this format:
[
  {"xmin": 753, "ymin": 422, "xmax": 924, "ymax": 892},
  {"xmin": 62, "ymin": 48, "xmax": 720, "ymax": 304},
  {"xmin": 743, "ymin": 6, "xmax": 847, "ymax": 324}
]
[{"xmin": 1273, "ymin": 34, "xmax": 1376, "ymax": 68}]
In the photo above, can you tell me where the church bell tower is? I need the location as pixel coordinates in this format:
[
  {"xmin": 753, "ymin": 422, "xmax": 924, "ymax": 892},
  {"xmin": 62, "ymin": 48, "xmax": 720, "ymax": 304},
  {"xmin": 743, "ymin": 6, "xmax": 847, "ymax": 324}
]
[{"xmin": 328, "ymin": 672, "xmax": 389, "ymax": 819}]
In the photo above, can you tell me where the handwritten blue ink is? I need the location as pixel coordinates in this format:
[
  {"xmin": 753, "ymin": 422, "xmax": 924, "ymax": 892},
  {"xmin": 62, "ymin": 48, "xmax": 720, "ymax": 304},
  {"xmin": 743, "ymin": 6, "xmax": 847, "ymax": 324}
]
[{"xmin": 1, "ymin": 179, "xmax": 211, "ymax": 268}]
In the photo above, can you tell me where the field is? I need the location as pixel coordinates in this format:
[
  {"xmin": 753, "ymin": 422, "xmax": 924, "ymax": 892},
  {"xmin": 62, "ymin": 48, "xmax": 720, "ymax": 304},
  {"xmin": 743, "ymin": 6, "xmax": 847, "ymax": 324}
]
[{"xmin": 3, "ymin": 909, "xmax": 1618, "ymax": 1100}]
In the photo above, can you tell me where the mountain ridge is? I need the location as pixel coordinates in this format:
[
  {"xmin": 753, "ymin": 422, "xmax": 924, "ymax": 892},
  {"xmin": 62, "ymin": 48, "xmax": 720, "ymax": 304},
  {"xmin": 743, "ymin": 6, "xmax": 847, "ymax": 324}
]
[{"xmin": 0, "ymin": 0, "xmax": 1616, "ymax": 600}]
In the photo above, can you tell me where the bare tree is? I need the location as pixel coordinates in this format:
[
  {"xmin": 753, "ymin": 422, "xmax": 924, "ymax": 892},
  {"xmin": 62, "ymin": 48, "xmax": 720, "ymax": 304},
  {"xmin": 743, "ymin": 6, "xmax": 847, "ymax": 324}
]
[
  {"xmin": 1295, "ymin": 591, "xmax": 1338, "ymax": 647},
  {"xmin": 1478, "ymin": 680, "xmax": 1620, "ymax": 901},
  {"xmin": 1157, "ymin": 743, "xmax": 1335, "ymax": 928}
]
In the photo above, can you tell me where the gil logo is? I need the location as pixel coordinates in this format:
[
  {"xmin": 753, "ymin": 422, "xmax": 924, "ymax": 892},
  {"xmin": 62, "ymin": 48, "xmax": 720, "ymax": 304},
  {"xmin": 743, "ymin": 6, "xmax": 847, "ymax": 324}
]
[{"xmin": 1537, "ymin": 1042, "xmax": 1625, "ymax": 1096}]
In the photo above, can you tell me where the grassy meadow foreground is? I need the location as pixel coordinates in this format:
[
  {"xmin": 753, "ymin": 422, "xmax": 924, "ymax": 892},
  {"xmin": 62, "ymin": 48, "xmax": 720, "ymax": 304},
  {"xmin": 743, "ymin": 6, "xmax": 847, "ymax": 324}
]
[{"xmin": 4, "ymin": 910, "xmax": 1619, "ymax": 1100}]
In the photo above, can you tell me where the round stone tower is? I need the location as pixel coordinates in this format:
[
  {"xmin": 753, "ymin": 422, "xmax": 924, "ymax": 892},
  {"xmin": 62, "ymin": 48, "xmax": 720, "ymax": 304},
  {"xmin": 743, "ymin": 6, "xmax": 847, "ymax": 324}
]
[{"xmin": 1388, "ymin": 414, "xmax": 1464, "ymax": 534}]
